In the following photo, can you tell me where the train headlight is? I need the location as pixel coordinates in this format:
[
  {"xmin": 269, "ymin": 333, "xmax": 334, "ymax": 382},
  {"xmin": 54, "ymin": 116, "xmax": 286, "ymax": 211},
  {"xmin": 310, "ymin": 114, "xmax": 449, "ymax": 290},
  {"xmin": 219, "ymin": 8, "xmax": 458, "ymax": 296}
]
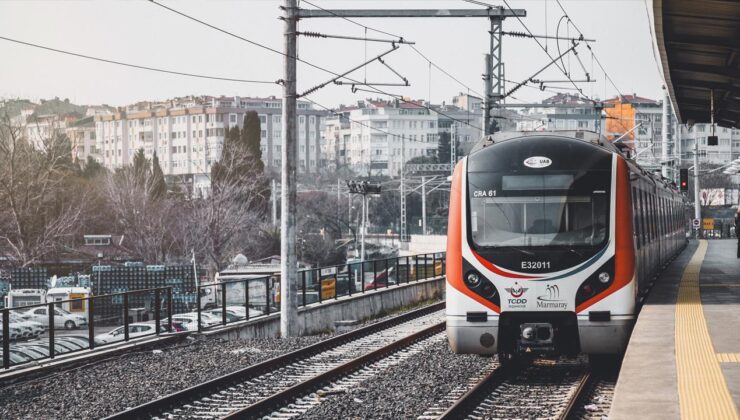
[
  {"xmin": 466, "ymin": 272, "xmax": 481, "ymax": 286},
  {"xmin": 598, "ymin": 272, "xmax": 611, "ymax": 284}
]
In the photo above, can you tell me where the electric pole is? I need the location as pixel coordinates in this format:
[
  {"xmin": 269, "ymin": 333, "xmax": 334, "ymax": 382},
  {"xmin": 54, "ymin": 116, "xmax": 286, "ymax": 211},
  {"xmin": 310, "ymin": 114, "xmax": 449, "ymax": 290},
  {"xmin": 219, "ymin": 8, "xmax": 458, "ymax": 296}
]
[
  {"xmin": 661, "ymin": 86, "xmax": 670, "ymax": 179},
  {"xmin": 347, "ymin": 180, "xmax": 381, "ymax": 260},
  {"xmin": 693, "ymin": 124, "xmax": 701, "ymax": 231},
  {"xmin": 280, "ymin": 0, "xmax": 298, "ymax": 337},
  {"xmin": 421, "ymin": 175, "xmax": 427, "ymax": 235},
  {"xmin": 271, "ymin": 179, "xmax": 278, "ymax": 227},
  {"xmin": 484, "ymin": 53, "xmax": 492, "ymax": 135},
  {"xmin": 400, "ymin": 135, "xmax": 407, "ymax": 245}
]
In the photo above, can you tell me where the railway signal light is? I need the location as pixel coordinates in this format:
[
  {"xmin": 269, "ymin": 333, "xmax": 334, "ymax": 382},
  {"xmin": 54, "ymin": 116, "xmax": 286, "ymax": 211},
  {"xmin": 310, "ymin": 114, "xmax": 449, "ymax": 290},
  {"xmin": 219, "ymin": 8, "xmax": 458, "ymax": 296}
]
[{"xmin": 679, "ymin": 168, "xmax": 689, "ymax": 192}]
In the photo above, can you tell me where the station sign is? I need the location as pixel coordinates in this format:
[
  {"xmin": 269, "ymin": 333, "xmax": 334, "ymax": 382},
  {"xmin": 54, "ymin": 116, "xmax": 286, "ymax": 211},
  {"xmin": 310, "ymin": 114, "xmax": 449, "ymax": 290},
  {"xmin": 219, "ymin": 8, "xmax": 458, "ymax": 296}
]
[
  {"xmin": 692, "ymin": 218, "xmax": 700, "ymax": 229},
  {"xmin": 702, "ymin": 218, "xmax": 715, "ymax": 231}
]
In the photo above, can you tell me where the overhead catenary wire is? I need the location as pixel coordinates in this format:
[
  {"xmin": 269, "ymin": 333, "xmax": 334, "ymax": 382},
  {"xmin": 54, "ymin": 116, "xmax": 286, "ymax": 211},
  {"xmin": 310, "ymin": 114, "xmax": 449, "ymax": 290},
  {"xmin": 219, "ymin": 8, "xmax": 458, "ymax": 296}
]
[
  {"xmin": 148, "ymin": 0, "xmax": 483, "ymax": 132},
  {"xmin": 0, "ymin": 35, "xmax": 279, "ymax": 85},
  {"xmin": 554, "ymin": 0, "xmax": 631, "ymax": 104},
  {"xmin": 302, "ymin": 0, "xmax": 486, "ymax": 99},
  {"xmin": 461, "ymin": 0, "xmax": 586, "ymax": 98}
]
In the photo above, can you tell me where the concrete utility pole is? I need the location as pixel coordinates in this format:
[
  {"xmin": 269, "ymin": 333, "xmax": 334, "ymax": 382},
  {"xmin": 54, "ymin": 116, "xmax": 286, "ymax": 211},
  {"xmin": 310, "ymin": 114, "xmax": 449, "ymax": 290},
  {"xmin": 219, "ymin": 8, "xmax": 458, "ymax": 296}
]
[
  {"xmin": 661, "ymin": 86, "xmax": 671, "ymax": 179},
  {"xmin": 675, "ymin": 119, "xmax": 682, "ymax": 184},
  {"xmin": 421, "ymin": 175, "xmax": 427, "ymax": 235},
  {"xmin": 400, "ymin": 135, "xmax": 407, "ymax": 245},
  {"xmin": 279, "ymin": 0, "xmax": 298, "ymax": 338},
  {"xmin": 271, "ymin": 179, "xmax": 278, "ymax": 227},
  {"xmin": 693, "ymin": 125, "xmax": 701, "ymax": 223},
  {"xmin": 361, "ymin": 195, "xmax": 367, "ymax": 260},
  {"xmin": 450, "ymin": 123, "xmax": 457, "ymax": 174}
]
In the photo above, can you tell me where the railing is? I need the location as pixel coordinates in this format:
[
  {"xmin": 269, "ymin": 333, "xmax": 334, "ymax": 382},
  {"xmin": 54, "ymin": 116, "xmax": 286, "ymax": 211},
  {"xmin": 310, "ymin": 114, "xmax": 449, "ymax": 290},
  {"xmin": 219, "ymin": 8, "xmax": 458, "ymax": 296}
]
[
  {"xmin": 195, "ymin": 252, "xmax": 446, "ymax": 332},
  {"xmin": 1, "ymin": 287, "xmax": 173, "ymax": 370}
]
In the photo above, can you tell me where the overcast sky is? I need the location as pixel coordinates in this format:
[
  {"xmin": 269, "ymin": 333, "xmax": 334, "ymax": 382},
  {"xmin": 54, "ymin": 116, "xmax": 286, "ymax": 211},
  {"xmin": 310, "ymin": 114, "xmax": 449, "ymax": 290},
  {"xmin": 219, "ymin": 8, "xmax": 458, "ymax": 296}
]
[{"xmin": 0, "ymin": 0, "xmax": 665, "ymax": 108}]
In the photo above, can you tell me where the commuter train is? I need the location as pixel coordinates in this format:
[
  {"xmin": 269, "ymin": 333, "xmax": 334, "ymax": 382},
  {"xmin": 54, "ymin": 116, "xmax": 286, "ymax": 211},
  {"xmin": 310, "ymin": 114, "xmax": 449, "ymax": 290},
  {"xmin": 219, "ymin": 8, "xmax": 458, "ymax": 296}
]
[{"xmin": 446, "ymin": 131, "xmax": 687, "ymax": 359}]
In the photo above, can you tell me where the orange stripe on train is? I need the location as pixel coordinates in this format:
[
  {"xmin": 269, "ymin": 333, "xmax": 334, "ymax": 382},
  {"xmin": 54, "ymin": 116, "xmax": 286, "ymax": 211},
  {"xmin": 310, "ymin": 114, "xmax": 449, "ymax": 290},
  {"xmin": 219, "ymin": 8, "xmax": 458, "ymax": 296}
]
[{"xmin": 446, "ymin": 161, "xmax": 501, "ymax": 313}]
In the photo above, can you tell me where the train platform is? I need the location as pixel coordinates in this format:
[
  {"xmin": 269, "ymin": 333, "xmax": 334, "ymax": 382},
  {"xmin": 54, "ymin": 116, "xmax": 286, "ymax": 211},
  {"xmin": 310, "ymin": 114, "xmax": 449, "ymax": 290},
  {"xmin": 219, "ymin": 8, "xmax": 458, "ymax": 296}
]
[{"xmin": 611, "ymin": 239, "xmax": 740, "ymax": 419}]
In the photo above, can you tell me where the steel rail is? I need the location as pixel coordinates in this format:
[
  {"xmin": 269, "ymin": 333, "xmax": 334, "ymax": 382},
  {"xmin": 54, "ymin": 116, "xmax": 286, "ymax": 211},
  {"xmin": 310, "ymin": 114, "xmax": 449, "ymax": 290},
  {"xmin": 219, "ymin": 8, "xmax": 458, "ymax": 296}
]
[
  {"xmin": 104, "ymin": 301, "xmax": 444, "ymax": 420},
  {"xmin": 224, "ymin": 321, "xmax": 446, "ymax": 419},
  {"xmin": 559, "ymin": 369, "xmax": 592, "ymax": 420},
  {"xmin": 438, "ymin": 363, "xmax": 519, "ymax": 420}
]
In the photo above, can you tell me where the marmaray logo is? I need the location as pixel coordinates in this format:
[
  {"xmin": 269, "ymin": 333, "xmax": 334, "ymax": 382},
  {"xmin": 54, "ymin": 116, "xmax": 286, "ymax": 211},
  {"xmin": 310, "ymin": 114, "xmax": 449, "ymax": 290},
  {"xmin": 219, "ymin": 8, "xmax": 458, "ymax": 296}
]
[{"xmin": 536, "ymin": 284, "xmax": 568, "ymax": 309}]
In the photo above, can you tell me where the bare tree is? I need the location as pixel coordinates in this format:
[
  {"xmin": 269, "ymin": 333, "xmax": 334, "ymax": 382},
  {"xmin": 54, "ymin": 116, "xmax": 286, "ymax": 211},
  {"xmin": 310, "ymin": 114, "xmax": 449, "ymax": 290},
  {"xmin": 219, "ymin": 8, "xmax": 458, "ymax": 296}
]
[
  {"xmin": 187, "ymin": 139, "xmax": 271, "ymax": 272},
  {"xmin": 0, "ymin": 114, "xmax": 85, "ymax": 266},
  {"xmin": 103, "ymin": 166, "xmax": 179, "ymax": 263}
]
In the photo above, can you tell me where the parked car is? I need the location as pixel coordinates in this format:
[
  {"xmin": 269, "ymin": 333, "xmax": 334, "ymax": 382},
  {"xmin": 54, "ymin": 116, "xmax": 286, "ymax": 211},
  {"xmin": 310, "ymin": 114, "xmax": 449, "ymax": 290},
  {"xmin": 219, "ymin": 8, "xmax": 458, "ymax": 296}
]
[
  {"xmin": 170, "ymin": 313, "xmax": 216, "ymax": 331},
  {"xmin": 18, "ymin": 307, "xmax": 87, "ymax": 330},
  {"xmin": 11, "ymin": 345, "xmax": 48, "ymax": 360},
  {"xmin": 55, "ymin": 335, "xmax": 90, "ymax": 349},
  {"xmin": 0, "ymin": 349, "xmax": 33, "ymax": 365},
  {"xmin": 207, "ymin": 306, "xmax": 264, "ymax": 322},
  {"xmin": 94, "ymin": 323, "xmax": 156, "ymax": 345},
  {"xmin": 0, "ymin": 324, "xmax": 24, "ymax": 341},
  {"xmin": 9, "ymin": 312, "xmax": 44, "ymax": 338}
]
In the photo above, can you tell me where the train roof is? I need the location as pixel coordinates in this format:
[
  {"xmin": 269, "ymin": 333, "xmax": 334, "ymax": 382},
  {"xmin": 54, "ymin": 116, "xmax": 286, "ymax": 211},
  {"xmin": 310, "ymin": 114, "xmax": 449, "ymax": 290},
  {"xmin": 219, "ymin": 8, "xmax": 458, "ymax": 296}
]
[{"xmin": 469, "ymin": 130, "xmax": 681, "ymax": 194}]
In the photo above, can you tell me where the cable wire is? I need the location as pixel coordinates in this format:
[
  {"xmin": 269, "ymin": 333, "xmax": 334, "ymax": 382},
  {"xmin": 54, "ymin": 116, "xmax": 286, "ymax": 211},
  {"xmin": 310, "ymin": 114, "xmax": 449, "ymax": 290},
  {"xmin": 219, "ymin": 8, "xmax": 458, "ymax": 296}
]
[
  {"xmin": 301, "ymin": 0, "xmax": 485, "ymax": 99},
  {"xmin": 554, "ymin": 0, "xmax": 631, "ymax": 103},
  {"xmin": 149, "ymin": 0, "xmax": 483, "ymax": 132},
  {"xmin": 0, "ymin": 35, "xmax": 278, "ymax": 85}
]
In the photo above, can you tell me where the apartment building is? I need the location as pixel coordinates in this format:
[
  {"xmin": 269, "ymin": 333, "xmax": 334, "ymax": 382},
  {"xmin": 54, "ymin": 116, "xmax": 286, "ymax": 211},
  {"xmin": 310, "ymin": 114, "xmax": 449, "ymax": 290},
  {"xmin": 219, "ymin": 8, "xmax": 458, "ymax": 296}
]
[
  {"xmin": 95, "ymin": 95, "xmax": 327, "ymax": 191},
  {"xmin": 66, "ymin": 116, "xmax": 98, "ymax": 163},
  {"xmin": 323, "ymin": 99, "xmax": 439, "ymax": 177}
]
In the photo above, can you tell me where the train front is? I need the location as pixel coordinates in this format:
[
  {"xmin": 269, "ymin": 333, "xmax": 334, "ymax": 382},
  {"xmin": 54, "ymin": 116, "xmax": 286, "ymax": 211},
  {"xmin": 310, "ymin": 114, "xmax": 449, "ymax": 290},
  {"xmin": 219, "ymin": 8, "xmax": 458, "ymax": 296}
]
[{"xmin": 446, "ymin": 134, "xmax": 635, "ymax": 358}]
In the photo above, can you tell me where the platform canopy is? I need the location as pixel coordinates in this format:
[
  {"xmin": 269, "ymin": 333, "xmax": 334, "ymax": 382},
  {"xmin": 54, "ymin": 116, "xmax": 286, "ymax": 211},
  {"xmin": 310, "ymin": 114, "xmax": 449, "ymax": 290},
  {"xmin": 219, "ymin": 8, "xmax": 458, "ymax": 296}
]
[{"xmin": 653, "ymin": 0, "xmax": 740, "ymax": 128}]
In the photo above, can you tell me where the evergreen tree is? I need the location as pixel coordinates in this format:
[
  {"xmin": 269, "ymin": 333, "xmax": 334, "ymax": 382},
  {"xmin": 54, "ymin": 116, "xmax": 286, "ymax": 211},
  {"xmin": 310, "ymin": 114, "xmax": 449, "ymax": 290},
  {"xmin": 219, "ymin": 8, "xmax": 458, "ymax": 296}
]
[
  {"xmin": 212, "ymin": 125, "xmax": 242, "ymax": 187},
  {"xmin": 79, "ymin": 155, "xmax": 106, "ymax": 179},
  {"xmin": 132, "ymin": 148, "xmax": 150, "ymax": 187},
  {"xmin": 149, "ymin": 152, "xmax": 167, "ymax": 200},
  {"xmin": 437, "ymin": 131, "xmax": 451, "ymax": 164},
  {"xmin": 242, "ymin": 111, "xmax": 263, "ymax": 172}
]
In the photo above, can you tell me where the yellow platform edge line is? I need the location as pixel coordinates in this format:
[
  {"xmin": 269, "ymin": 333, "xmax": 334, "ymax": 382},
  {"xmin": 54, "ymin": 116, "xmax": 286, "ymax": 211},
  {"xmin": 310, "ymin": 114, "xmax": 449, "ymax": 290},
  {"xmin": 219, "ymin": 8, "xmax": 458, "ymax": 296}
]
[
  {"xmin": 717, "ymin": 353, "xmax": 740, "ymax": 363},
  {"xmin": 675, "ymin": 240, "xmax": 739, "ymax": 420},
  {"xmin": 701, "ymin": 284, "xmax": 740, "ymax": 287}
]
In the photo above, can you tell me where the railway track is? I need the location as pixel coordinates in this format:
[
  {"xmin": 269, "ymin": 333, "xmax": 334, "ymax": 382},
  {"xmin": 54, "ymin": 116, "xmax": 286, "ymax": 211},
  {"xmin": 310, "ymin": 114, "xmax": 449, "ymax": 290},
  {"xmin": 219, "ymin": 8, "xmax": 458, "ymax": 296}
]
[
  {"xmin": 105, "ymin": 302, "xmax": 445, "ymax": 420},
  {"xmin": 436, "ymin": 357, "xmax": 593, "ymax": 420}
]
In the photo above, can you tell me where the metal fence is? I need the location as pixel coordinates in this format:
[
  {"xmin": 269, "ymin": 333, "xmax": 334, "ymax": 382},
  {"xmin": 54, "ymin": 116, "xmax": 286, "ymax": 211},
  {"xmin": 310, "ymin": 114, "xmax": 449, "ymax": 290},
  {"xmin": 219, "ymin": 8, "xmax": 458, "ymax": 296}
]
[
  {"xmin": 2, "ymin": 287, "xmax": 173, "ymax": 370},
  {"xmin": 195, "ymin": 252, "xmax": 446, "ymax": 332},
  {"xmin": 1, "ymin": 252, "xmax": 447, "ymax": 367}
]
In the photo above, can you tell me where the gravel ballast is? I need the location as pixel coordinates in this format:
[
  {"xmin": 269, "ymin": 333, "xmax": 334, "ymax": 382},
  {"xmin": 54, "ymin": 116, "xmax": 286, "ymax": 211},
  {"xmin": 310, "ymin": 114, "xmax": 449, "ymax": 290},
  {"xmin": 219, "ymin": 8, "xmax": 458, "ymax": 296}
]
[
  {"xmin": 0, "ymin": 335, "xmax": 324, "ymax": 419},
  {"xmin": 298, "ymin": 339, "xmax": 493, "ymax": 420}
]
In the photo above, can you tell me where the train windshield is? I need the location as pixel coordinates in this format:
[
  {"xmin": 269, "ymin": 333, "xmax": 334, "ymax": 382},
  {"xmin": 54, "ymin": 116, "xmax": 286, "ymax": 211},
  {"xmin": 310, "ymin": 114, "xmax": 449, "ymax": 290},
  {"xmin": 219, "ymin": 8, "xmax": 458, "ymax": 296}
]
[{"xmin": 468, "ymin": 171, "xmax": 609, "ymax": 248}]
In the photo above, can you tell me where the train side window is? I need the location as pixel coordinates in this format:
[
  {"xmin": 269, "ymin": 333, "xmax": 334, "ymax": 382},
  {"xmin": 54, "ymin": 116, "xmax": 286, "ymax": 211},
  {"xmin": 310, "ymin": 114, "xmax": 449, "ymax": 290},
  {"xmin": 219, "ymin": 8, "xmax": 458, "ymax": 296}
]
[
  {"xmin": 633, "ymin": 187, "xmax": 641, "ymax": 249},
  {"xmin": 640, "ymin": 190, "xmax": 647, "ymax": 244},
  {"xmin": 660, "ymin": 197, "xmax": 666, "ymax": 238},
  {"xmin": 651, "ymin": 194, "xmax": 656, "ymax": 242}
]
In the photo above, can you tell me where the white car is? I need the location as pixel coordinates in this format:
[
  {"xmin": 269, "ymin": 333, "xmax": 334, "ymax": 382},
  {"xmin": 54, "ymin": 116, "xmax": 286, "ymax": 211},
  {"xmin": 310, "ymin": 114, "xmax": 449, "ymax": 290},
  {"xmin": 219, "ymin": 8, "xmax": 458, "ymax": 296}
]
[
  {"xmin": 18, "ymin": 306, "xmax": 88, "ymax": 330},
  {"xmin": 171, "ymin": 313, "xmax": 217, "ymax": 331},
  {"xmin": 208, "ymin": 305, "xmax": 264, "ymax": 321},
  {"xmin": 9, "ymin": 312, "xmax": 44, "ymax": 338},
  {"xmin": 94, "ymin": 323, "xmax": 156, "ymax": 345},
  {"xmin": 0, "ymin": 324, "xmax": 24, "ymax": 341}
]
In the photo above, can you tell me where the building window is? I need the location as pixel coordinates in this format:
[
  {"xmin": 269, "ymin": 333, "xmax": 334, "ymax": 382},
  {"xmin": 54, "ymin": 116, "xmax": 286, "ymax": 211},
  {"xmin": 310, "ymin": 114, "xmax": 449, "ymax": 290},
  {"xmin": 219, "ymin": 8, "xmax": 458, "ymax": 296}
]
[{"xmin": 230, "ymin": 114, "xmax": 236, "ymax": 123}]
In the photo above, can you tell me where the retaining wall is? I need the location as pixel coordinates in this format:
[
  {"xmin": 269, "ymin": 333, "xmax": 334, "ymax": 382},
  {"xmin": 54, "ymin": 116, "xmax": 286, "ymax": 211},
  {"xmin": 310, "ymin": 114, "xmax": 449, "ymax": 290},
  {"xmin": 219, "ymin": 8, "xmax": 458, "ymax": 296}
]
[{"xmin": 204, "ymin": 276, "xmax": 445, "ymax": 340}]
